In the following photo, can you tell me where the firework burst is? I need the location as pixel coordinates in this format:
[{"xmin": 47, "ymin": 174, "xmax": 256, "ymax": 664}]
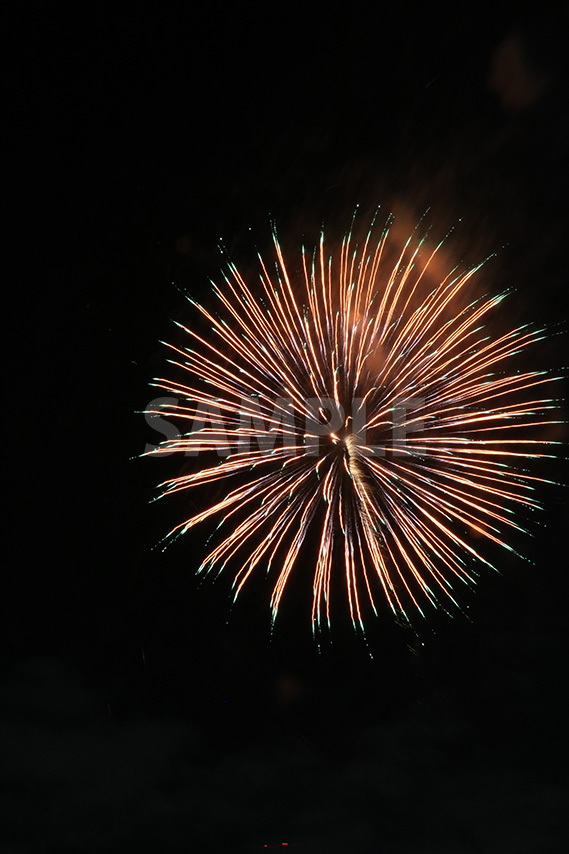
[{"xmin": 145, "ymin": 210, "xmax": 561, "ymax": 637}]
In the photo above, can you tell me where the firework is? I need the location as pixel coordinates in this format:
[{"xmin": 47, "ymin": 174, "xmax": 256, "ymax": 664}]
[{"xmin": 145, "ymin": 210, "xmax": 561, "ymax": 636}]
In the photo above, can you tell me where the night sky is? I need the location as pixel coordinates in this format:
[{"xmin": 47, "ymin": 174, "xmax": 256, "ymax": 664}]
[{"xmin": 8, "ymin": 6, "xmax": 569, "ymax": 852}]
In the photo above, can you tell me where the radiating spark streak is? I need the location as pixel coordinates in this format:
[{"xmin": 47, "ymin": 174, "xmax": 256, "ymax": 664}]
[{"xmin": 147, "ymin": 210, "xmax": 563, "ymax": 635}]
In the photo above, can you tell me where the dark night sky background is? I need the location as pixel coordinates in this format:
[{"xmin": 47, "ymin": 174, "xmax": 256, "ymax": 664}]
[{"xmin": 7, "ymin": 5, "xmax": 569, "ymax": 852}]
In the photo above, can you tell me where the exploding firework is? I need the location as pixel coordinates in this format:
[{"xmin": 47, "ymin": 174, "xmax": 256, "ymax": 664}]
[{"xmin": 145, "ymin": 210, "xmax": 561, "ymax": 636}]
